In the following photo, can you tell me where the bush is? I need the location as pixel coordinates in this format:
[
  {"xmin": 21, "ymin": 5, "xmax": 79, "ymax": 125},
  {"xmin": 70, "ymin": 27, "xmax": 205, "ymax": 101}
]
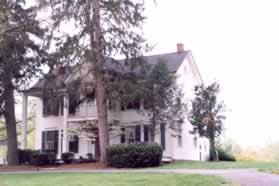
[
  {"xmin": 62, "ymin": 152, "xmax": 75, "ymax": 164},
  {"xmin": 217, "ymin": 148, "xmax": 236, "ymax": 161},
  {"xmin": 18, "ymin": 149, "xmax": 38, "ymax": 165},
  {"xmin": 107, "ymin": 143, "xmax": 163, "ymax": 168},
  {"xmin": 86, "ymin": 153, "xmax": 93, "ymax": 160},
  {"xmin": 31, "ymin": 151, "xmax": 57, "ymax": 166}
]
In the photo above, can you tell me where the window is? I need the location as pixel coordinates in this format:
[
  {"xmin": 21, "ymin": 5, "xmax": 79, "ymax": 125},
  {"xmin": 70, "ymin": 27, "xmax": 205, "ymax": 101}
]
[
  {"xmin": 68, "ymin": 94, "xmax": 80, "ymax": 115},
  {"xmin": 121, "ymin": 99, "xmax": 141, "ymax": 110},
  {"xmin": 42, "ymin": 130, "xmax": 59, "ymax": 154},
  {"xmin": 120, "ymin": 126, "xmax": 141, "ymax": 143},
  {"xmin": 120, "ymin": 127, "xmax": 126, "ymax": 144},
  {"xmin": 43, "ymin": 95, "xmax": 64, "ymax": 117},
  {"xmin": 160, "ymin": 124, "xmax": 166, "ymax": 150},
  {"xmin": 69, "ymin": 135, "xmax": 79, "ymax": 153},
  {"xmin": 144, "ymin": 126, "xmax": 149, "ymax": 142}
]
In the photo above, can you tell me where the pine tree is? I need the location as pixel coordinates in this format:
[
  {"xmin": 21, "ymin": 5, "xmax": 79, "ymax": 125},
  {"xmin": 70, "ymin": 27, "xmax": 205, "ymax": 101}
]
[
  {"xmin": 0, "ymin": 0, "xmax": 47, "ymax": 165},
  {"xmin": 38, "ymin": 0, "xmax": 147, "ymax": 162}
]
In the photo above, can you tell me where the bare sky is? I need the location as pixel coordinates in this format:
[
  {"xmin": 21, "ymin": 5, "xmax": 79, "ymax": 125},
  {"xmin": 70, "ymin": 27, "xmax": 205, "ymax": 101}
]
[{"xmin": 144, "ymin": 0, "xmax": 279, "ymax": 146}]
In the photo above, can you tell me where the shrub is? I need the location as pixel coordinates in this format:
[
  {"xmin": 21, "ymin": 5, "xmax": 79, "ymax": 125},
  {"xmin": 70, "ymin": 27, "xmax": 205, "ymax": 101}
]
[
  {"xmin": 234, "ymin": 153, "xmax": 257, "ymax": 161},
  {"xmin": 86, "ymin": 153, "xmax": 93, "ymax": 160},
  {"xmin": 31, "ymin": 151, "xmax": 57, "ymax": 166},
  {"xmin": 18, "ymin": 149, "xmax": 38, "ymax": 165},
  {"xmin": 217, "ymin": 148, "xmax": 236, "ymax": 161},
  {"xmin": 62, "ymin": 152, "xmax": 75, "ymax": 164},
  {"xmin": 107, "ymin": 143, "xmax": 163, "ymax": 168}
]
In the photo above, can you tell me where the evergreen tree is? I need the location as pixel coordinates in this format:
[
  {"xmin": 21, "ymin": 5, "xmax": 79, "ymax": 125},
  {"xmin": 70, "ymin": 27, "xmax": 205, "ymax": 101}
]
[
  {"xmin": 38, "ymin": 0, "xmax": 148, "ymax": 162},
  {"xmin": 142, "ymin": 62, "xmax": 186, "ymax": 142},
  {"xmin": 188, "ymin": 82, "xmax": 226, "ymax": 161},
  {"xmin": 0, "ymin": 0, "xmax": 47, "ymax": 165}
]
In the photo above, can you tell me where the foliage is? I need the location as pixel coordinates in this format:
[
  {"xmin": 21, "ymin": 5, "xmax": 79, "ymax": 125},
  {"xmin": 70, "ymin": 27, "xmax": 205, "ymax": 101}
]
[
  {"xmin": 216, "ymin": 148, "xmax": 236, "ymax": 161},
  {"xmin": 188, "ymin": 82, "xmax": 226, "ymax": 161},
  {"xmin": 234, "ymin": 153, "xmax": 257, "ymax": 161},
  {"xmin": 140, "ymin": 62, "xmax": 186, "ymax": 141},
  {"xmin": 0, "ymin": 101, "xmax": 36, "ymax": 144},
  {"xmin": 0, "ymin": 0, "xmax": 48, "ymax": 165},
  {"xmin": 61, "ymin": 152, "xmax": 75, "ymax": 164},
  {"xmin": 0, "ymin": 173, "xmax": 230, "ymax": 186},
  {"xmin": 216, "ymin": 138, "xmax": 242, "ymax": 155},
  {"xmin": 31, "ymin": 151, "xmax": 56, "ymax": 166},
  {"xmin": 38, "ymin": 0, "xmax": 149, "ymax": 163},
  {"xmin": 107, "ymin": 143, "xmax": 163, "ymax": 168},
  {"xmin": 86, "ymin": 153, "xmax": 93, "ymax": 160},
  {"xmin": 18, "ymin": 149, "xmax": 38, "ymax": 165}
]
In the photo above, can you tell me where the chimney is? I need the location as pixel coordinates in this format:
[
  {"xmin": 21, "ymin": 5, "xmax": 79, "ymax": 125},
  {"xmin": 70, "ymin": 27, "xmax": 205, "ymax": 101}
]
[{"xmin": 176, "ymin": 43, "xmax": 184, "ymax": 53}]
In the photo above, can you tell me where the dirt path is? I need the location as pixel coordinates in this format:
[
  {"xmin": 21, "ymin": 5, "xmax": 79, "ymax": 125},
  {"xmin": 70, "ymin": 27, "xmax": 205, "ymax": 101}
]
[{"xmin": 1, "ymin": 168, "xmax": 279, "ymax": 186}]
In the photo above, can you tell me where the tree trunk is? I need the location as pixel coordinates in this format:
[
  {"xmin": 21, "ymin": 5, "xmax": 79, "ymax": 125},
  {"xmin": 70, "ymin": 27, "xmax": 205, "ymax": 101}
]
[
  {"xmin": 209, "ymin": 137, "xmax": 217, "ymax": 161},
  {"xmin": 91, "ymin": 0, "xmax": 110, "ymax": 163},
  {"xmin": 95, "ymin": 78, "xmax": 109, "ymax": 162},
  {"xmin": 3, "ymin": 74, "xmax": 19, "ymax": 165}
]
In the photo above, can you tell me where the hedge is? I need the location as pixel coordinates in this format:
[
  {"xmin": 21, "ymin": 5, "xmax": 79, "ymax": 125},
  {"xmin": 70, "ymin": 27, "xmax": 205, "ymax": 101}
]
[
  {"xmin": 107, "ymin": 143, "xmax": 163, "ymax": 168},
  {"xmin": 217, "ymin": 148, "xmax": 236, "ymax": 161},
  {"xmin": 62, "ymin": 152, "xmax": 75, "ymax": 164}
]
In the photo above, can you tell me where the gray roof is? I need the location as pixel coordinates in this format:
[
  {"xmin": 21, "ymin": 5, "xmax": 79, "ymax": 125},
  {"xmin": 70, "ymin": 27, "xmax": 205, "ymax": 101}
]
[
  {"xmin": 141, "ymin": 51, "xmax": 188, "ymax": 72},
  {"xmin": 28, "ymin": 51, "xmax": 189, "ymax": 91}
]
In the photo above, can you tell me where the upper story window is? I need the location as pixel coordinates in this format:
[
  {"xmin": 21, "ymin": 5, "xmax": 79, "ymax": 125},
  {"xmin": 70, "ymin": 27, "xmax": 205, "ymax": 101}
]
[
  {"xmin": 43, "ymin": 95, "xmax": 64, "ymax": 117},
  {"xmin": 121, "ymin": 98, "xmax": 141, "ymax": 111},
  {"xmin": 68, "ymin": 94, "xmax": 80, "ymax": 115}
]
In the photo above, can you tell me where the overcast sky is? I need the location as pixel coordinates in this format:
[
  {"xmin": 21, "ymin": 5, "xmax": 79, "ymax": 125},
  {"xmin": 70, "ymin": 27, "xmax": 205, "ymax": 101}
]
[{"xmin": 144, "ymin": 0, "xmax": 279, "ymax": 146}]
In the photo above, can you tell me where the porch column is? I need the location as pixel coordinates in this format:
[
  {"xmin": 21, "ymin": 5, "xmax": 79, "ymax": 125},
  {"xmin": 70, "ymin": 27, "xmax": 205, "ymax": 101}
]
[
  {"xmin": 21, "ymin": 94, "xmax": 28, "ymax": 149},
  {"xmin": 62, "ymin": 95, "xmax": 68, "ymax": 153}
]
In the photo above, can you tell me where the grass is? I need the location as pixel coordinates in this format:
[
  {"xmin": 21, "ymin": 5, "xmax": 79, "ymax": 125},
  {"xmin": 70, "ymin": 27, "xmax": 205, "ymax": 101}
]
[
  {"xmin": 0, "ymin": 173, "xmax": 231, "ymax": 186},
  {"xmin": 161, "ymin": 161, "xmax": 279, "ymax": 169}
]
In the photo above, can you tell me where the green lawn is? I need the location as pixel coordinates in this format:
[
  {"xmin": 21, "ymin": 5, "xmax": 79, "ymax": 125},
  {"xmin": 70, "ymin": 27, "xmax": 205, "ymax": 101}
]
[
  {"xmin": 161, "ymin": 161, "xmax": 279, "ymax": 169},
  {"xmin": 0, "ymin": 173, "xmax": 230, "ymax": 186}
]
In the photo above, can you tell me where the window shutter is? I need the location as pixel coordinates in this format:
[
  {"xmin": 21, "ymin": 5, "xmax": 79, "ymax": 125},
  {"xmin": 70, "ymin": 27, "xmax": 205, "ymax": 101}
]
[
  {"xmin": 54, "ymin": 130, "xmax": 59, "ymax": 154},
  {"xmin": 135, "ymin": 125, "xmax": 141, "ymax": 142},
  {"xmin": 42, "ymin": 131, "xmax": 46, "ymax": 151},
  {"xmin": 120, "ymin": 127, "xmax": 125, "ymax": 143},
  {"xmin": 74, "ymin": 136, "xmax": 79, "ymax": 153},
  {"xmin": 60, "ymin": 96, "xmax": 64, "ymax": 116},
  {"xmin": 144, "ymin": 126, "xmax": 149, "ymax": 142},
  {"xmin": 160, "ymin": 124, "xmax": 166, "ymax": 150}
]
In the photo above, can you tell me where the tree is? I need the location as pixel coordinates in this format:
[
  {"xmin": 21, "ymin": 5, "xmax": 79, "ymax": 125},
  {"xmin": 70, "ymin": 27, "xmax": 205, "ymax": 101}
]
[
  {"xmin": 0, "ymin": 101, "xmax": 36, "ymax": 147},
  {"xmin": 38, "ymin": 0, "xmax": 148, "ymax": 162},
  {"xmin": 188, "ymin": 82, "xmax": 226, "ymax": 161},
  {"xmin": 0, "ymin": 0, "xmax": 47, "ymax": 165},
  {"xmin": 142, "ymin": 62, "xmax": 186, "ymax": 141}
]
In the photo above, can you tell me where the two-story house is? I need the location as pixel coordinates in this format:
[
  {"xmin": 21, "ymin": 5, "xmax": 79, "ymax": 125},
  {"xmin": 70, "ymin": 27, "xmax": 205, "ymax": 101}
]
[{"xmin": 21, "ymin": 44, "xmax": 209, "ymax": 161}]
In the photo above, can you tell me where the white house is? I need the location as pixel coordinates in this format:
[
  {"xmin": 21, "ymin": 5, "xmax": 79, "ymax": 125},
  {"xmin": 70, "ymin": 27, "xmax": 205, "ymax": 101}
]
[{"xmin": 22, "ymin": 44, "xmax": 209, "ymax": 161}]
